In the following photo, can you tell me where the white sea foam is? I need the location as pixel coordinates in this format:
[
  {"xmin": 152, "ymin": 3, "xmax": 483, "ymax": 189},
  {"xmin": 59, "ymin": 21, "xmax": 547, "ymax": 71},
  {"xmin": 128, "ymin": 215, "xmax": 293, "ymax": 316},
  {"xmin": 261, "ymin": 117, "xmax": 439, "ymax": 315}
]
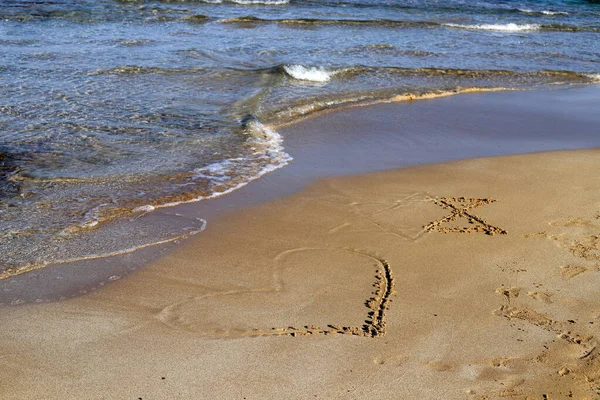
[
  {"xmin": 132, "ymin": 204, "xmax": 156, "ymax": 213},
  {"xmin": 192, "ymin": 159, "xmax": 235, "ymax": 182},
  {"xmin": 444, "ymin": 23, "xmax": 541, "ymax": 32},
  {"xmin": 133, "ymin": 118, "xmax": 292, "ymax": 213},
  {"xmin": 585, "ymin": 73, "xmax": 600, "ymax": 82},
  {"xmin": 282, "ymin": 64, "xmax": 337, "ymax": 82},
  {"xmin": 519, "ymin": 9, "xmax": 569, "ymax": 16},
  {"xmin": 242, "ymin": 118, "xmax": 292, "ymax": 174}
]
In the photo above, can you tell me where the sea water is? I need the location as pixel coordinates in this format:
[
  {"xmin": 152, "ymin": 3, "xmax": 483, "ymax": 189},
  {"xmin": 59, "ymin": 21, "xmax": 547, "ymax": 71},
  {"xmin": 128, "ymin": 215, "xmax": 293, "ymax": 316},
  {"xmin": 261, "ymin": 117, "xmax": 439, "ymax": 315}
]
[{"xmin": 1, "ymin": 0, "xmax": 599, "ymax": 277}]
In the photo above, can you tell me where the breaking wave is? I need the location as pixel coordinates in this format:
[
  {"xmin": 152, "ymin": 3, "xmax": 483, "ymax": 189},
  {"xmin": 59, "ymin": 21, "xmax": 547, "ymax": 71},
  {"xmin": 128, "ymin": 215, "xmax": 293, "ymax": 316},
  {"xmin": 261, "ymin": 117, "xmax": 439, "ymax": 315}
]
[
  {"xmin": 1, "ymin": 113, "xmax": 291, "ymax": 280},
  {"xmin": 138, "ymin": 116, "xmax": 291, "ymax": 212},
  {"xmin": 444, "ymin": 23, "xmax": 541, "ymax": 32},
  {"xmin": 586, "ymin": 73, "xmax": 600, "ymax": 82},
  {"xmin": 282, "ymin": 65, "xmax": 338, "ymax": 82},
  {"xmin": 518, "ymin": 9, "xmax": 569, "ymax": 16},
  {"xmin": 3, "ymin": 0, "xmax": 600, "ymax": 282},
  {"xmin": 220, "ymin": 17, "xmax": 599, "ymax": 33}
]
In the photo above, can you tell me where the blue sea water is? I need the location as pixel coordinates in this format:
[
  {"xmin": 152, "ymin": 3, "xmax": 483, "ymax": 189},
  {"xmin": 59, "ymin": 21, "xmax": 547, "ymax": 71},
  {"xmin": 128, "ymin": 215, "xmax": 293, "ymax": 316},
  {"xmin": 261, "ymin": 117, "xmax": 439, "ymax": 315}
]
[{"xmin": 0, "ymin": 0, "xmax": 599, "ymax": 276}]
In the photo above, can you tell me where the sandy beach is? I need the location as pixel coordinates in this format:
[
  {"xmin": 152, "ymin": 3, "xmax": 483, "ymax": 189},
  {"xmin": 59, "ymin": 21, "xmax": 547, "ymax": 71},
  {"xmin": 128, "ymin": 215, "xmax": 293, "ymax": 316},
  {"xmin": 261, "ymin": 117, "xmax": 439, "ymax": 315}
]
[
  {"xmin": 4, "ymin": 0, "xmax": 600, "ymax": 398},
  {"xmin": 1, "ymin": 89, "xmax": 600, "ymax": 399}
]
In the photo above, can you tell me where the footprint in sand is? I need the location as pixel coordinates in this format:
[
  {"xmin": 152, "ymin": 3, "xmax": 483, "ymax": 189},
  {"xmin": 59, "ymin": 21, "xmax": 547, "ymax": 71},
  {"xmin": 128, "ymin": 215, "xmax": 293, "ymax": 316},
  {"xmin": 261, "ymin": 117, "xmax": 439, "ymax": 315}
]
[
  {"xmin": 526, "ymin": 291, "xmax": 553, "ymax": 304},
  {"xmin": 527, "ymin": 214, "xmax": 600, "ymax": 279},
  {"xmin": 491, "ymin": 283, "xmax": 600, "ymax": 398},
  {"xmin": 155, "ymin": 248, "xmax": 395, "ymax": 338}
]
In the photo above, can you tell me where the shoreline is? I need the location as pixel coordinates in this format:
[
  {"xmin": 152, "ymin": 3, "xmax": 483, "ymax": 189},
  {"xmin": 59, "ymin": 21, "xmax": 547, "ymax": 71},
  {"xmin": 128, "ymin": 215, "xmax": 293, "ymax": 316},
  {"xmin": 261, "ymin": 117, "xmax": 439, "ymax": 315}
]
[
  {"xmin": 2, "ymin": 85, "xmax": 600, "ymax": 304},
  {"xmin": 4, "ymin": 1, "xmax": 600, "ymax": 397},
  {"xmin": 1, "ymin": 85, "xmax": 599, "ymax": 398},
  {"xmin": 1, "ymin": 148, "xmax": 599, "ymax": 399}
]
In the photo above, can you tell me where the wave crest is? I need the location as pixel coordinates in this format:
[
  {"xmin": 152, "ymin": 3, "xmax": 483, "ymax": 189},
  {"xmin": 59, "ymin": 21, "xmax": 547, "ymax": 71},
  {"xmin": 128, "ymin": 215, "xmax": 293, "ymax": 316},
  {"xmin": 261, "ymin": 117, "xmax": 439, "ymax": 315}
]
[
  {"xmin": 282, "ymin": 64, "xmax": 338, "ymax": 82},
  {"xmin": 519, "ymin": 9, "xmax": 569, "ymax": 16},
  {"xmin": 585, "ymin": 73, "xmax": 600, "ymax": 82},
  {"xmin": 444, "ymin": 23, "xmax": 540, "ymax": 32}
]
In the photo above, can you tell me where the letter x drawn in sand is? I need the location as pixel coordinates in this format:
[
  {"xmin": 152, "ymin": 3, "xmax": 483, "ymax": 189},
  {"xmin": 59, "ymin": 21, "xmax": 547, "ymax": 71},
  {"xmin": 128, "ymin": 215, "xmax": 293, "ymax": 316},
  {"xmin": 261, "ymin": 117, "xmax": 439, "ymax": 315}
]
[{"xmin": 424, "ymin": 197, "xmax": 507, "ymax": 235}]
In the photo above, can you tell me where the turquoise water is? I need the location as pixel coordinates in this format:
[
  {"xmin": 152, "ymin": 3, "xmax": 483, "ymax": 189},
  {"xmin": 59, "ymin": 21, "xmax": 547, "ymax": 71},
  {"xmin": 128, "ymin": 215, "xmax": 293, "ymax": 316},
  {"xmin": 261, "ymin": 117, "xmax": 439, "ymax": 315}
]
[{"xmin": 1, "ymin": 0, "xmax": 599, "ymax": 276}]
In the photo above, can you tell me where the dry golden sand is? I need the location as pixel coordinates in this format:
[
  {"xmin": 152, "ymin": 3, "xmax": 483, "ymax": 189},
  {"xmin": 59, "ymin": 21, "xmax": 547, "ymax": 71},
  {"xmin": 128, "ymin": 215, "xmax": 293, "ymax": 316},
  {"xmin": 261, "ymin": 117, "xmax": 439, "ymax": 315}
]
[{"xmin": 1, "ymin": 150, "xmax": 600, "ymax": 399}]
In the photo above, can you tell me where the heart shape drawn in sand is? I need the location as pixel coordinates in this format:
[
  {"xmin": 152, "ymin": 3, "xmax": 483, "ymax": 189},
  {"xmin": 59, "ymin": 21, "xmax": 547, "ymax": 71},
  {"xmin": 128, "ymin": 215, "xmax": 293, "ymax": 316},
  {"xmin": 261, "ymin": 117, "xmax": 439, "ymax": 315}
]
[{"xmin": 156, "ymin": 248, "xmax": 395, "ymax": 338}]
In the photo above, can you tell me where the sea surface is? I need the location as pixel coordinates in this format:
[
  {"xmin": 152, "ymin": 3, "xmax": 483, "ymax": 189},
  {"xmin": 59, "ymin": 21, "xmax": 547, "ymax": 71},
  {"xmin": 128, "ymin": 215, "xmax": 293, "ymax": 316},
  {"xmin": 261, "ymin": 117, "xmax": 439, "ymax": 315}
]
[{"xmin": 1, "ymin": 0, "xmax": 599, "ymax": 279}]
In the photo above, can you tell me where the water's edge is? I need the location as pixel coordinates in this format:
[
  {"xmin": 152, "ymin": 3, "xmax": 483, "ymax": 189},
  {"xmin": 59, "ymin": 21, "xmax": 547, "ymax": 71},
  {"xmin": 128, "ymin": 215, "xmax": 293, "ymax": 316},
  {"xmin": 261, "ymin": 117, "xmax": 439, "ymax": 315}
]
[{"xmin": 2, "ymin": 84, "xmax": 599, "ymax": 305}]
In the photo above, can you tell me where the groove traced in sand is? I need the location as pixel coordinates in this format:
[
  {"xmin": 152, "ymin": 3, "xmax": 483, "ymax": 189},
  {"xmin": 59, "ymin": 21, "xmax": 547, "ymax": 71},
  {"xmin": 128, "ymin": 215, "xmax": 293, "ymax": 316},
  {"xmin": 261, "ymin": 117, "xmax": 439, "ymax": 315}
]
[
  {"xmin": 155, "ymin": 249, "xmax": 396, "ymax": 338},
  {"xmin": 332, "ymin": 191, "xmax": 434, "ymax": 241},
  {"xmin": 252, "ymin": 257, "xmax": 396, "ymax": 338},
  {"xmin": 424, "ymin": 197, "xmax": 507, "ymax": 235}
]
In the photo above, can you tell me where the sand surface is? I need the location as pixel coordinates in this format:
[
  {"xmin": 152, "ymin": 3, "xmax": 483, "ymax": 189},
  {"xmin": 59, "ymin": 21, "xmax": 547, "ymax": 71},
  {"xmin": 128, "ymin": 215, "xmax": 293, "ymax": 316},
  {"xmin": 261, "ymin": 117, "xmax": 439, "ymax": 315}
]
[
  {"xmin": 4, "ymin": 87, "xmax": 600, "ymax": 304},
  {"xmin": 1, "ymin": 149, "xmax": 599, "ymax": 399}
]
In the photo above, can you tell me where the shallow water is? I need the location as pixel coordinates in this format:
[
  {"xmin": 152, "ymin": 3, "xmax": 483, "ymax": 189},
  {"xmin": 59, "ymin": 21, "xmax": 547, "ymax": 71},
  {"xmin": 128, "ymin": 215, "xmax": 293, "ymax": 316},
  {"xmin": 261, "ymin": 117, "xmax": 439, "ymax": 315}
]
[{"xmin": 1, "ymin": 0, "xmax": 599, "ymax": 277}]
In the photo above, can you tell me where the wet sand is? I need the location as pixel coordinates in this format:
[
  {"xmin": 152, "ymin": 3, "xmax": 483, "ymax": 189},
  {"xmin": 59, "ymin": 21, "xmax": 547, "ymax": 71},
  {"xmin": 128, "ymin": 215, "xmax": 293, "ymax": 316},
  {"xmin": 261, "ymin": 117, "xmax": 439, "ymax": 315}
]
[
  {"xmin": 3, "ymin": 86, "xmax": 600, "ymax": 304},
  {"xmin": 1, "ymin": 88, "xmax": 600, "ymax": 399}
]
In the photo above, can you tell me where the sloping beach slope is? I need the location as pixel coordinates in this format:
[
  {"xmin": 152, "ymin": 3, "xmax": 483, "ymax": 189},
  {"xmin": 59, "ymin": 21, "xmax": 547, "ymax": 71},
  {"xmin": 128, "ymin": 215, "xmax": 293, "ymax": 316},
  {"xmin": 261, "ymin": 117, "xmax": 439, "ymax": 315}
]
[{"xmin": 1, "ymin": 149, "xmax": 599, "ymax": 399}]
